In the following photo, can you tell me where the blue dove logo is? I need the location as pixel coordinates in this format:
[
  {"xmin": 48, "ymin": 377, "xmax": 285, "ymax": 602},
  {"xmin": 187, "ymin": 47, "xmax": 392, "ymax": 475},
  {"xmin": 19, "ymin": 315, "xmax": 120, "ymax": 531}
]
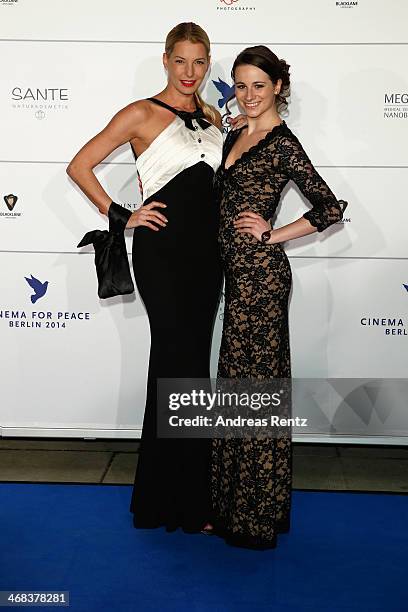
[
  {"xmin": 25, "ymin": 274, "xmax": 49, "ymax": 303},
  {"xmin": 212, "ymin": 78, "xmax": 235, "ymax": 108},
  {"xmin": 403, "ymin": 284, "xmax": 408, "ymax": 292}
]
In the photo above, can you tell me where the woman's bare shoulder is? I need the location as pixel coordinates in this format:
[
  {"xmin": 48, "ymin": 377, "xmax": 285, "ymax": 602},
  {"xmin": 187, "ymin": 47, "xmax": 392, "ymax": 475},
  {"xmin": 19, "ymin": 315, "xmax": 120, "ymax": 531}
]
[
  {"xmin": 112, "ymin": 99, "xmax": 154, "ymax": 125},
  {"xmin": 104, "ymin": 99, "xmax": 155, "ymax": 139}
]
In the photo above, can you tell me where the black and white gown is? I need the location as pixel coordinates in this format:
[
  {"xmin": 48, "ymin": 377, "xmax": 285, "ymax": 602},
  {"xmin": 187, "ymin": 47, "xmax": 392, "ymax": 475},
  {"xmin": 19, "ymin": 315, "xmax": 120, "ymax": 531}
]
[{"xmin": 129, "ymin": 98, "xmax": 223, "ymax": 533}]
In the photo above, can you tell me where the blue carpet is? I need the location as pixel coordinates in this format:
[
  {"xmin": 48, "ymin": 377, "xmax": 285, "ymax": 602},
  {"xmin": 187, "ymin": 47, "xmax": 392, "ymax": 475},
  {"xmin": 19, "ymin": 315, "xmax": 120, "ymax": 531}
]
[{"xmin": 0, "ymin": 484, "xmax": 406, "ymax": 611}]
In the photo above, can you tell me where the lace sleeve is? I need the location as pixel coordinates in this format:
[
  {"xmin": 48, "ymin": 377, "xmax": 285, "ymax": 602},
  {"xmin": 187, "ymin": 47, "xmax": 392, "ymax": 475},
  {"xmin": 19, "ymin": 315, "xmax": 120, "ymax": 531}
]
[{"xmin": 276, "ymin": 134, "xmax": 348, "ymax": 232}]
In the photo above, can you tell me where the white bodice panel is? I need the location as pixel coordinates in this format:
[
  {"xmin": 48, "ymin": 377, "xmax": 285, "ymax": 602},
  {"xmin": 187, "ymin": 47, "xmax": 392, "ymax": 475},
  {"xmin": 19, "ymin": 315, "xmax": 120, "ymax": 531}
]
[{"xmin": 135, "ymin": 116, "xmax": 223, "ymax": 203}]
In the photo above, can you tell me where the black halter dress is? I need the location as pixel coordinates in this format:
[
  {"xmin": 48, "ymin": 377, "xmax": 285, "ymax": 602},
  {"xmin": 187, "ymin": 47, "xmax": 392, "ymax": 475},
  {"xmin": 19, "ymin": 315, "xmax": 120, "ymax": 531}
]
[{"xmin": 129, "ymin": 98, "xmax": 223, "ymax": 532}]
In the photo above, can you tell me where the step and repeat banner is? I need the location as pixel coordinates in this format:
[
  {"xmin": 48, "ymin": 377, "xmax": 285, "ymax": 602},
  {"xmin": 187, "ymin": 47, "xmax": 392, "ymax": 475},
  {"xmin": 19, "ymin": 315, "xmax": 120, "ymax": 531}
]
[{"xmin": 1, "ymin": 0, "xmax": 407, "ymax": 441}]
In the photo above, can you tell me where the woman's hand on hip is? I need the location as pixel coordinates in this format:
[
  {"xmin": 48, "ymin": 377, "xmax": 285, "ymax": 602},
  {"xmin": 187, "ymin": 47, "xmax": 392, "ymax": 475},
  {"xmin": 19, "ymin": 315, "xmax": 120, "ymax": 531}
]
[
  {"xmin": 126, "ymin": 201, "xmax": 167, "ymax": 230},
  {"xmin": 233, "ymin": 210, "xmax": 271, "ymax": 242}
]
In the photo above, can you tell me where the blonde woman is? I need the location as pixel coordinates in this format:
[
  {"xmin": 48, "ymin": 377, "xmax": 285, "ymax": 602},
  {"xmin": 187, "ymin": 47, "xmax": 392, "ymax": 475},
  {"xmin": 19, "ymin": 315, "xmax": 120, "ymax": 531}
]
[{"xmin": 68, "ymin": 23, "xmax": 246, "ymax": 534}]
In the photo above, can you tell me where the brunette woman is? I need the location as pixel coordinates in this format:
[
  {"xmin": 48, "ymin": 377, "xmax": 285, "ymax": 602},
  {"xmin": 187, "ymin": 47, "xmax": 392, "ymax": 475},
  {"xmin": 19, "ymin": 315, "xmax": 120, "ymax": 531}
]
[{"xmin": 211, "ymin": 45, "xmax": 347, "ymax": 549}]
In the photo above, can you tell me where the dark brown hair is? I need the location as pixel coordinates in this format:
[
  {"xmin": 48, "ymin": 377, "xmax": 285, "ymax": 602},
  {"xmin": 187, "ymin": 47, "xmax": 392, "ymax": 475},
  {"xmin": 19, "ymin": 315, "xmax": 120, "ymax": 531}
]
[{"xmin": 225, "ymin": 45, "xmax": 291, "ymax": 117}]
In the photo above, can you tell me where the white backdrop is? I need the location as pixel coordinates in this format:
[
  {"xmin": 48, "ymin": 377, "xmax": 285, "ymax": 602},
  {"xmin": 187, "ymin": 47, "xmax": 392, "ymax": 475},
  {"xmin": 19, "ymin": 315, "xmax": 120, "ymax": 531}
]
[{"xmin": 1, "ymin": 0, "xmax": 407, "ymax": 442}]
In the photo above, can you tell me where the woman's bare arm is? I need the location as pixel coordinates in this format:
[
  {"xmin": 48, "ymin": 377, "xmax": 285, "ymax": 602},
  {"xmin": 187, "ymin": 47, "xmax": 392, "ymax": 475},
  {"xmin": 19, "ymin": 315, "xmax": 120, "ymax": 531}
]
[
  {"xmin": 67, "ymin": 101, "xmax": 168, "ymax": 231},
  {"xmin": 66, "ymin": 102, "xmax": 148, "ymax": 216}
]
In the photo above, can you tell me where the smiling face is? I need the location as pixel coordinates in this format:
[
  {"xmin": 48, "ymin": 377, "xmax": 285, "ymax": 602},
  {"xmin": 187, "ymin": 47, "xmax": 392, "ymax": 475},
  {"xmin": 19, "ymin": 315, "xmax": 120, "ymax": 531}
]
[
  {"xmin": 163, "ymin": 40, "xmax": 210, "ymax": 95},
  {"xmin": 234, "ymin": 63, "xmax": 282, "ymax": 118}
]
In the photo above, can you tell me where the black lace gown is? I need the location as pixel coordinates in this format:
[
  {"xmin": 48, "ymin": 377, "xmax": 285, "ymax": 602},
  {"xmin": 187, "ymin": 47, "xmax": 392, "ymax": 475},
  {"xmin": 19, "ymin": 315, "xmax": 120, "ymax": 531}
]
[{"xmin": 211, "ymin": 121, "xmax": 347, "ymax": 549}]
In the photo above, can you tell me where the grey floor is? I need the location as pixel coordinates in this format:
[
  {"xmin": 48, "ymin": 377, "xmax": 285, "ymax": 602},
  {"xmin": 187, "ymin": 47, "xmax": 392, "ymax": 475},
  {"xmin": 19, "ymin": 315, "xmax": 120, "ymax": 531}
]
[{"xmin": 0, "ymin": 439, "xmax": 407, "ymax": 492}]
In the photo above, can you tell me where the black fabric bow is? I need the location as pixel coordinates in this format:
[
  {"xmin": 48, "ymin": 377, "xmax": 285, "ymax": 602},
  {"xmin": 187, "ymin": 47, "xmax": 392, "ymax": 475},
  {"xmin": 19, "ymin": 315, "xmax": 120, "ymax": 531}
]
[
  {"xmin": 77, "ymin": 202, "xmax": 134, "ymax": 299},
  {"xmin": 176, "ymin": 107, "xmax": 211, "ymax": 131}
]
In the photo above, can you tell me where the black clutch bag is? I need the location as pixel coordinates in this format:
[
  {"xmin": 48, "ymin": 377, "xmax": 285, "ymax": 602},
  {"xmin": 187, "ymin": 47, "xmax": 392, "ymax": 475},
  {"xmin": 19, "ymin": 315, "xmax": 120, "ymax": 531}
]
[{"xmin": 77, "ymin": 202, "xmax": 135, "ymax": 299}]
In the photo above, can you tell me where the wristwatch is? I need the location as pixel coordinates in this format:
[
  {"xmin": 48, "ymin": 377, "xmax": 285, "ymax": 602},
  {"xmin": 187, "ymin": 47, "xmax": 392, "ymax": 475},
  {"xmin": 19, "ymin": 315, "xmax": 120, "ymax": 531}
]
[{"xmin": 261, "ymin": 230, "xmax": 272, "ymax": 244}]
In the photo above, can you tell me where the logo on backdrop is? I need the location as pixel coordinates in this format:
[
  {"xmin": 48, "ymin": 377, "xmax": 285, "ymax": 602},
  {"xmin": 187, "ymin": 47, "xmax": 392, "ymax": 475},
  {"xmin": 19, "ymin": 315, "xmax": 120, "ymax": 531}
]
[
  {"xmin": 360, "ymin": 317, "xmax": 407, "ymax": 336},
  {"xmin": 211, "ymin": 77, "xmax": 236, "ymax": 132},
  {"xmin": 360, "ymin": 285, "xmax": 407, "ymax": 336},
  {"xmin": 1, "ymin": 193, "xmax": 22, "ymax": 219},
  {"xmin": 383, "ymin": 93, "xmax": 408, "ymax": 120},
  {"xmin": 4, "ymin": 194, "xmax": 18, "ymax": 211},
  {"xmin": 336, "ymin": 216, "xmax": 351, "ymax": 224},
  {"xmin": 335, "ymin": 1, "xmax": 358, "ymax": 7},
  {"xmin": 0, "ymin": 275, "xmax": 91, "ymax": 330},
  {"xmin": 217, "ymin": 0, "xmax": 256, "ymax": 11},
  {"xmin": 11, "ymin": 87, "xmax": 69, "ymax": 119},
  {"xmin": 25, "ymin": 275, "xmax": 49, "ymax": 304},
  {"xmin": 212, "ymin": 78, "xmax": 234, "ymax": 109}
]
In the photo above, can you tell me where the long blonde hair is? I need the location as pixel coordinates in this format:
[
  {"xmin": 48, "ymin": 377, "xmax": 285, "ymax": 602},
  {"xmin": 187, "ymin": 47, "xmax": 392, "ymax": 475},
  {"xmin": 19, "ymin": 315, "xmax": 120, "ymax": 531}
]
[{"xmin": 165, "ymin": 22, "xmax": 217, "ymax": 125}]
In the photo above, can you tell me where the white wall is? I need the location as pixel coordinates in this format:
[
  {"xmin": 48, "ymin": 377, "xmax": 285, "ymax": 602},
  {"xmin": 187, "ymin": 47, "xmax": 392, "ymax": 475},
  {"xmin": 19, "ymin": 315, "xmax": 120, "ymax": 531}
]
[{"xmin": 1, "ymin": 0, "xmax": 407, "ymax": 442}]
